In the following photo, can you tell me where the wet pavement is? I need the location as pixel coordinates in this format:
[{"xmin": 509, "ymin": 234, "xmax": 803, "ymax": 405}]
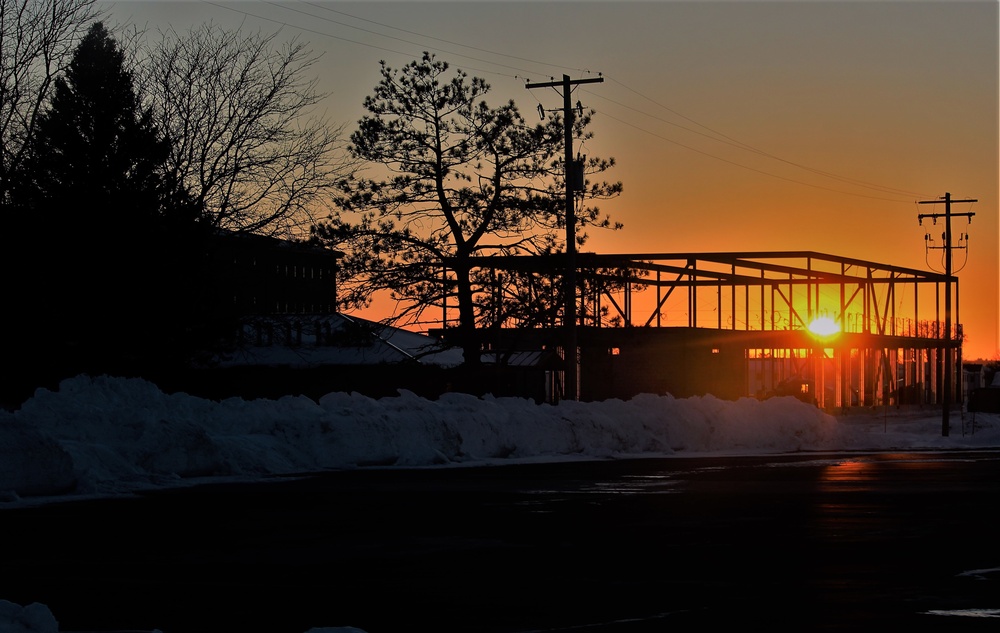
[{"xmin": 2, "ymin": 451, "xmax": 999, "ymax": 632}]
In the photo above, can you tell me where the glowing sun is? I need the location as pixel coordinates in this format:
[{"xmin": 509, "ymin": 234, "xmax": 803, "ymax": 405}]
[{"xmin": 808, "ymin": 316, "xmax": 841, "ymax": 337}]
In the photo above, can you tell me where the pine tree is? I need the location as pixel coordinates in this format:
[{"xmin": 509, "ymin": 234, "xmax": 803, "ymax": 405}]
[
  {"xmin": 313, "ymin": 53, "xmax": 622, "ymax": 367},
  {"xmin": 27, "ymin": 22, "xmax": 169, "ymax": 221},
  {"xmin": 13, "ymin": 22, "xmax": 205, "ymax": 387}
]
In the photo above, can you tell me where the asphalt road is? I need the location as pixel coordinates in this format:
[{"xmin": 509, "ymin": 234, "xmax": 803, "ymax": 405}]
[{"xmin": 3, "ymin": 451, "xmax": 999, "ymax": 633}]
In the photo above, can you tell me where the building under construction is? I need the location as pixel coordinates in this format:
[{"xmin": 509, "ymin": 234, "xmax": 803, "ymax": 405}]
[{"xmin": 441, "ymin": 250, "xmax": 965, "ymax": 410}]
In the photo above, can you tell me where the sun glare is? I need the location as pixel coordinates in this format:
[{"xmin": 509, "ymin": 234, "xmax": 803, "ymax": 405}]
[{"xmin": 808, "ymin": 317, "xmax": 841, "ymax": 337}]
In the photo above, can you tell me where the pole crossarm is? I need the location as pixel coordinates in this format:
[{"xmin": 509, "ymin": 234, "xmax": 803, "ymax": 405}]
[{"xmin": 524, "ymin": 76, "xmax": 605, "ymax": 90}]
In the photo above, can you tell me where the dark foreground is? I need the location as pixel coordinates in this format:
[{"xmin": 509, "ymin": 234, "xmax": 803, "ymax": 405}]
[{"xmin": 2, "ymin": 451, "xmax": 999, "ymax": 633}]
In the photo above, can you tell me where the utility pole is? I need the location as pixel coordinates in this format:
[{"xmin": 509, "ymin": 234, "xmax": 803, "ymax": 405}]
[
  {"xmin": 917, "ymin": 192, "xmax": 976, "ymax": 436},
  {"xmin": 526, "ymin": 74, "xmax": 603, "ymax": 401}
]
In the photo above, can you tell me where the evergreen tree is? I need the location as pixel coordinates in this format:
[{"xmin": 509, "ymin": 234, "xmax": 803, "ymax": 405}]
[
  {"xmin": 25, "ymin": 22, "xmax": 168, "ymax": 218},
  {"xmin": 11, "ymin": 22, "xmax": 206, "ymax": 393}
]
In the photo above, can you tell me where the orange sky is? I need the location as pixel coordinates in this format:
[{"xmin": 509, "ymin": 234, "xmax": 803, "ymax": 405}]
[{"xmin": 107, "ymin": 1, "xmax": 999, "ymax": 359}]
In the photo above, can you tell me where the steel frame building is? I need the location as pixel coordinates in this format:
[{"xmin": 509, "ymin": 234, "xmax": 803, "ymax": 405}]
[{"xmin": 450, "ymin": 251, "xmax": 964, "ymax": 409}]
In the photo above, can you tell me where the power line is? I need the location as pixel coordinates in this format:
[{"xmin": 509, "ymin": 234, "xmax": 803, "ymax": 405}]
[
  {"xmin": 199, "ymin": 0, "xmax": 419, "ymax": 59},
  {"xmin": 594, "ymin": 108, "xmax": 917, "ymax": 203},
  {"xmin": 261, "ymin": 0, "xmax": 543, "ymax": 77},
  {"xmin": 300, "ymin": 0, "xmax": 585, "ymax": 74},
  {"xmin": 596, "ymin": 79, "xmax": 931, "ymax": 199},
  {"xmin": 198, "ymin": 0, "xmax": 939, "ymax": 204}
]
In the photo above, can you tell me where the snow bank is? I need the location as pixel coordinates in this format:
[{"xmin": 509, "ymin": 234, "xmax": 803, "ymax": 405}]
[{"xmin": 2, "ymin": 374, "xmax": 997, "ymax": 502}]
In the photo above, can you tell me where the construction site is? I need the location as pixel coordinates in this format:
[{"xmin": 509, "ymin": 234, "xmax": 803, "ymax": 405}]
[{"xmin": 448, "ymin": 250, "xmax": 966, "ymax": 412}]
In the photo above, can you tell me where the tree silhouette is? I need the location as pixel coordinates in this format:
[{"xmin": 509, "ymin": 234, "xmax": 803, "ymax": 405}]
[
  {"xmin": 25, "ymin": 23, "xmax": 170, "ymax": 216},
  {"xmin": 0, "ymin": 0, "xmax": 102, "ymax": 205},
  {"xmin": 8, "ymin": 22, "xmax": 206, "ymax": 397},
  {"xmin": 312, "ymin": 53, "xmax": 622, "ymax": 365},
  {"xmin": 141, "ymin": 22, "xmax": 357, "ymax": 238}
]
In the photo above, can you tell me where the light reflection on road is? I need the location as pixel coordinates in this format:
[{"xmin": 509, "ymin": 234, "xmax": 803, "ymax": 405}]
[{"xmin": 924, "ymin": 608, "xmax": 1000, "ymax": 619}]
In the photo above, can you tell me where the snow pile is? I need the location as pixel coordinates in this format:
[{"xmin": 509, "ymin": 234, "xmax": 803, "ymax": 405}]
[
  {"xmin": 0, "ymin": 416, "xmax": 74, "ymax": 500},
  {"xmin": 2, "ymin": 374, "xmax": 998, "ymax": 503},
  {"xmin": 0, "ymin": 600, "xmax": 60, "ymax": 633},
  {"xmin": 0, "ymin": 598, "xmax": 364, "ymax": 633},
  {"xmin": 2, "ymin": 375, "xmax": 999, "ymax": 633}
]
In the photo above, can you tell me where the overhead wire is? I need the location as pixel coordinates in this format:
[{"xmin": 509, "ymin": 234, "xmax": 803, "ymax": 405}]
[
  {"xmin": 953, "ymin": 209, "xmax": 974, "ymax": 274},
  {"xmin": 199, "ymin": 0, "xmax": 420, "ymax": 59},
  {"xmin": 922, "ymin": 203, "xmax": 975, "ymax": 274},
  {"xmin": 259, "ymin": 0, "xmax": 544, "ymax": 77},
  {"xmin": 594, "ymin": 108, "xmax": 917, "ymax": 202},
  {"xmin": 596, "ymin": 78, "xmax": 931, "ymax": 199},
  {"xmin": 299, "ymin": 0, "xmax": 587, "ymax": 73},
  {"xmin": 200, "ymin": 0, "xmax": 936, "ymax": 204}
]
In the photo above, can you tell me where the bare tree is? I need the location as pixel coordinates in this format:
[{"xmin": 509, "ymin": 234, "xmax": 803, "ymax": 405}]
[
  {"xmin": 0, "ymin": 0, "xmax": 102, "ymax": 201},
  {"xmin": 140, "ymin": 22, "xmax": 356, "ymax": 237}
]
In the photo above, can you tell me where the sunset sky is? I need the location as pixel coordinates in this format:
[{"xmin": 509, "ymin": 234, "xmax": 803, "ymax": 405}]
[{"xmin": 103, "ymin": 1, "xmax": 999, "ymax": 360}]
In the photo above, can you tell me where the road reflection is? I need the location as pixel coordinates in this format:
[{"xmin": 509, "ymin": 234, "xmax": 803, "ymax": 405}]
[
  {"xmin": 819, "ymin": 456, "xmax": 879, "ymax": 489},
  {"xmin": 2, "ymin": 450, "xmax": 997, "ymax": 632}
]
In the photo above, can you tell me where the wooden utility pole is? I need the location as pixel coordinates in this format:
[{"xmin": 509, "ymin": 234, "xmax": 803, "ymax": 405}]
[
  {"xmin": 917, "ymin": 192, "xmax": 976, "ymax": 436},
  {"xmin": 526, "ymin": 74, "xmax": 603, "ymax": 401}
]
